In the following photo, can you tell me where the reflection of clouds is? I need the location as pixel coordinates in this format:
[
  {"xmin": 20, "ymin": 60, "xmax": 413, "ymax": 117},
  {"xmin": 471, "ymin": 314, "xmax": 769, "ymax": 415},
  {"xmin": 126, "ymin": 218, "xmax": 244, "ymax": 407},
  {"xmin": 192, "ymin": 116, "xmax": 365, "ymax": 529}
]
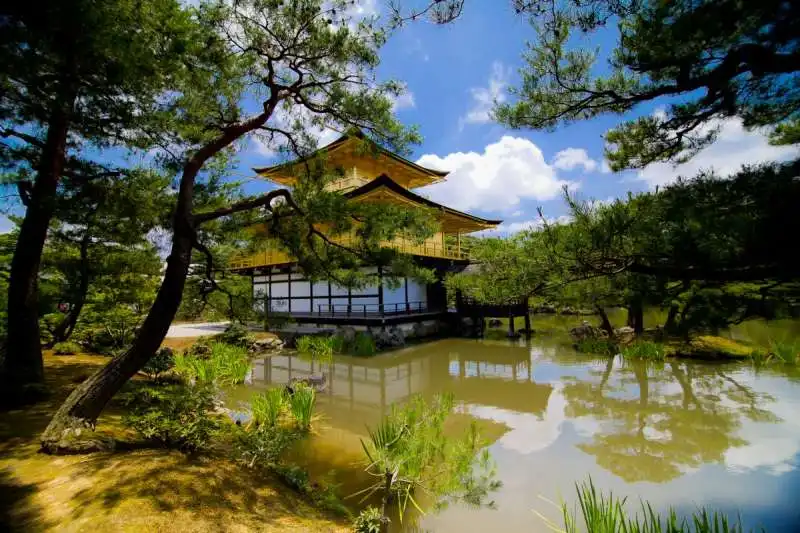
[
  {"xmin": 725, "ymin": 438, "xmax": 798, "ymax": 475},
  {"xmin": 466, "ymin": 384, "xmax": 566, "ymax": 455},
  {"xmin": 722, "ymin": 375, "xmax": 800, "ymax": 475}
]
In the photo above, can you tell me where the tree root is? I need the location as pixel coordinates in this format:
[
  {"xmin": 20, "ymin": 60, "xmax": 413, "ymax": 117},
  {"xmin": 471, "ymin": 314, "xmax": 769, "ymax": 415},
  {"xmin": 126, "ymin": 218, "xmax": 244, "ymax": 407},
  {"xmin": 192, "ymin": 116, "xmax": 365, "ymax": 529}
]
[{"xmin": 39, "ymin": 416, "xmax": 115, "ymax": 455}]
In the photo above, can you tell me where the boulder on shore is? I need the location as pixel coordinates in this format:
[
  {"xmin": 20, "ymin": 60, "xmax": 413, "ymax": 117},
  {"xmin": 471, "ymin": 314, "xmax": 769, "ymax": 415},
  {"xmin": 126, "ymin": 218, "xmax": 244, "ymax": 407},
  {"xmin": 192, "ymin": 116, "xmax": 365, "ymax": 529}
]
[
  {"xmin": 614, "ymin": 326, "xmax": 636, "ymax": 345},
  {"xmin": 488, "ymin": 318, "xmax": 502, "ymax": 328},
  {"xmin": 335, "ymin": 326, "xmax": 357, "ymax": 344},
  {"xmin": 372, "ymin": 326, "xmax": 405, "ymax": 349},
  {"xmin": 569, "ymin": 321, "xmax": 607, "ymax": 342},
  {"xmin": 248, "ymin": 336, "xmax": 284, "ymax": 354}
]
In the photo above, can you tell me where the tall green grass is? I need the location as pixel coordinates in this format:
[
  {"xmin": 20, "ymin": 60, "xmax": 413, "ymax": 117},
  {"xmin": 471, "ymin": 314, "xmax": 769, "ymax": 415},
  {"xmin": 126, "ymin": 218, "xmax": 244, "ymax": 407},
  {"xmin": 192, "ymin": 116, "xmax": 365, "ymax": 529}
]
[
  {"xmin": 768, "ymin": 339, "xmax": 800, "ymax": 364},
  {"xmin": 749, "ymin": 339, "xmax": 800, "ymax": 366},
  {"xmin": 173, "ymin": 342, "xmax": 250, "ymax": 385},
  {"xmin": 250, "ymin": 388, "xmax": 287, "ymax": 427},
  {"xmin": 288, "ymin": 383, "xmax": 316, "ymax": 431},
  {"xmin": 538, "ymin": 478, "xmax": 748, "ymax": 533},
  {"xmin": 348, "ymin": 332, "xmax": 376, "ymax": 356},
  {"xmin": 574, "ymin": 338, "xmax": 619, "ymax": 356},
  {"xmin": 621, "ymin": 341, "xmax": 667, "ymax": 361},
  {"xmin": 296, "ymin": 332, "xmax": 377, "ymax": 358},
  {"xmin": 296, "ymin": 335, "xmax": 335, "ymax": 362}
]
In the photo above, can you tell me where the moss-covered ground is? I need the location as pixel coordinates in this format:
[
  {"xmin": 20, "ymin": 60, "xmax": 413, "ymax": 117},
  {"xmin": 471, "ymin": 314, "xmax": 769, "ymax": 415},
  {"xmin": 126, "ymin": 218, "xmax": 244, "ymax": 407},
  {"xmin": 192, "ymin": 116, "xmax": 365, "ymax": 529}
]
[{"xmin": 0, "ymin": 352, "xmax": 347, "ymax": 533}]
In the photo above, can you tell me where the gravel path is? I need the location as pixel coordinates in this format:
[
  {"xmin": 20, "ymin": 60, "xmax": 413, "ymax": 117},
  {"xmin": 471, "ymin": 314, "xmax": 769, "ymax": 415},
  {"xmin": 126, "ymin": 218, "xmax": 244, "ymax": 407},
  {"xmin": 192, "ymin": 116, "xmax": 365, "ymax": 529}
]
[{"xmin": 165, "ymin": 321, "xmax": 230, "ymax": 338}]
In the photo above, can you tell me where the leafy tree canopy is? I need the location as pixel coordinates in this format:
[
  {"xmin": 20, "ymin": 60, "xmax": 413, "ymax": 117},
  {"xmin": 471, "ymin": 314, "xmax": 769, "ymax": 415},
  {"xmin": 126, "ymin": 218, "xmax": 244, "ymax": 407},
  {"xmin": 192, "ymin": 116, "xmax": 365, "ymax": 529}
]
[{"xmin": 493, "ymin": 0, "xmax": 800, "ymax": 169}]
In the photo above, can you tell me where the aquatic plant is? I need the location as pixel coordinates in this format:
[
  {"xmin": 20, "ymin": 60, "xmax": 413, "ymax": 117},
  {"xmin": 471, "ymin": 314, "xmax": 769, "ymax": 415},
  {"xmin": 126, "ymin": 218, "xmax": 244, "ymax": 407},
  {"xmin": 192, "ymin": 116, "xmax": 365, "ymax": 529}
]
[
  {"xmin": 349, "ymin": 332, "xmax": 376, "ymax": 356},
  {"xmin": 621, "ymin": 341, "xmax": 667, "ymax": 360},
  {"xmin": 172, "ymin": 342, "xmax": 250, "ymax": 385},
  {"xmin": 353, "ymin": 506, "xmax": 384, "ymax": 533},
  {"xmin": 768, "ymin": 339, "xmax": 800, "ymax": 364},
  {"xmin": 297, "ymin": 331, "xmax": 377, "ymax": 358},
  {"xmin": 210, "ymin": 342, "xmax": 251, "ymax": 385},
  {"xmin": 353, "ymin": 393, "xmax": 500, "ymax": 531},
  {"xmin": 574, "ymin": 338, "xmax": 619, "ymax": 356},
  {"xmin": 287, "ymin": 383, "xmax": 316, "ymax": 431},
  {"xmin": 296, "ymin": 335, "xmax": 335, "ymax": 362},
  {"xmin": 537, "ymin": 477, "xmax": 747, "ymax": 533},
  {"xmin": 250, "ymin": 388, "xmax": 287, "ymax": 427}
]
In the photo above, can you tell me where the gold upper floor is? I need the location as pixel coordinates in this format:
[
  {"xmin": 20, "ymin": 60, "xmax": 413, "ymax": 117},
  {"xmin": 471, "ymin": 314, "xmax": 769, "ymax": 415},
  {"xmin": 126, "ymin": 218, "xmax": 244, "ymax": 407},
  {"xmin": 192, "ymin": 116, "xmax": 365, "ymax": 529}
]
[{"xmin": 231, "ymin": 132, "xmax": 501, "ymax": 270}]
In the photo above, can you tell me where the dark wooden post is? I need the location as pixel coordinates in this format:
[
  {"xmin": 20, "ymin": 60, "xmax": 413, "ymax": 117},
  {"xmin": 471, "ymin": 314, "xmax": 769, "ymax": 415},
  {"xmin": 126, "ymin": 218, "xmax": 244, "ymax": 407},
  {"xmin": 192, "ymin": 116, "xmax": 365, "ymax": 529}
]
[
  {"xmin": 507, "ymin": 311, "xmax": 516, "ymax": 337},
  {"xmin": 524, "ymin": 312, "xmax": 532, "ymax": 338}
]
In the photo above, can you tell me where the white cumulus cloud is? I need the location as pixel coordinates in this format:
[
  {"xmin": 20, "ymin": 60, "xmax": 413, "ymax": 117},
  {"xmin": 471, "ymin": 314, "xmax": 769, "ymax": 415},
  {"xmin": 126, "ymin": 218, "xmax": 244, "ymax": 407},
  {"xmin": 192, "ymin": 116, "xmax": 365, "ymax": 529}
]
[
  {"xmin": 636, "ymin": 117, "xmax": 799, "ymax": 188},
  {"xmin": 461, "ymin": 61, "xmax": 510, "ymax": 126},
  {"xmin": 552, "ymin": 147, "xmax": 598, "ymax": 172},
  {"xmin": 416, "ymin": 136, "xmax": 576, "ymax": 213}
]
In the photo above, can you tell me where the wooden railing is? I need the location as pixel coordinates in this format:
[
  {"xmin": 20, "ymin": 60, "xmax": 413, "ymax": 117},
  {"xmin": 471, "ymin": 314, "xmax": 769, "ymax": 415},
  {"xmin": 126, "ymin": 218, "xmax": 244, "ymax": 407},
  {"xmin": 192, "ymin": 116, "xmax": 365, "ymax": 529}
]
[
  {"xmin": 314, "ymin": 301, "xmax": 429, "ymax": 318},
  {"xmin": 229, "ymin": 237, "xmax": 469, "ymax": 270}
]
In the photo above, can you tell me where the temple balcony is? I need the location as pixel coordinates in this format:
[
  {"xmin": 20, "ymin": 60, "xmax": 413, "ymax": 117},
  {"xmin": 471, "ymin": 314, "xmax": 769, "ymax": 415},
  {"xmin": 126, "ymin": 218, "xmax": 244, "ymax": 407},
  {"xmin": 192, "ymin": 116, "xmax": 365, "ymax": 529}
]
[{"xmin": 229, "ymin": 235, "xmax": 470, "ymax": 271}]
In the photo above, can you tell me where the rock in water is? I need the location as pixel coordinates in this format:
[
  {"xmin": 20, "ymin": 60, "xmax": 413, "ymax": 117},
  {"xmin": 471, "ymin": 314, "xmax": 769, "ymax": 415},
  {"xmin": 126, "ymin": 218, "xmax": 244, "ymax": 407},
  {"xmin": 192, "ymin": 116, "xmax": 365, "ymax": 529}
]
[
  {"xmin": 288, "ymin": 373, "xmax": 327, "ymax": 393},
  {"xmin": 569, "ymin": 321, "xmax": 605, "ymax": 341},
  {"xmin": 614, "ymin": 326, "xmax": 636, "ymax": 344}
]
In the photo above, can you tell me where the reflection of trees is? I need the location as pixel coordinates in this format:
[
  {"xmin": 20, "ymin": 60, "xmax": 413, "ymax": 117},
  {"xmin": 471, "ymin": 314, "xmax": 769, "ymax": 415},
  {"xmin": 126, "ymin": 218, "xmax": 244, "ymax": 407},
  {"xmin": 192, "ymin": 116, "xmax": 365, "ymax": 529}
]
[{"xmin": 563, "ymin": 359, "xmax": 778, "ymax": 482}]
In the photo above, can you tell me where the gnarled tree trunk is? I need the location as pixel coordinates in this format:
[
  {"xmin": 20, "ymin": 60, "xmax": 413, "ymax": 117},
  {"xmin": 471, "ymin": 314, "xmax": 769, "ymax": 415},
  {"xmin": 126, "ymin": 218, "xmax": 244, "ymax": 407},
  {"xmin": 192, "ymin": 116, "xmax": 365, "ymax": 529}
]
[
  {"xmin": 596, "ymin": 306, "xmax": 615, "ymax": 338},
  {"xmin": 3, "ymin": 94, "xmax": 74, "ymax": 388},
  {"xmin": 40, "ymin": 167, "xmax": 196, "ymax": 453},
  {"xmin": 626, "ymin": 298, "xmax": 644, "ymax": 335},
  {"xmin": 39, "ymin": 107, "xmax": 272, "ymax": 451}
]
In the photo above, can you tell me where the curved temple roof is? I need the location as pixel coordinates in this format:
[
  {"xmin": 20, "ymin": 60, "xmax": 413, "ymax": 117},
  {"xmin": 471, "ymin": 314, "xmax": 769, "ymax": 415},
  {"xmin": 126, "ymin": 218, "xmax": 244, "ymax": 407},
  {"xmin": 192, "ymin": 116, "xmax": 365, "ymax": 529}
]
[
  {"xmin": 253, "ymin": 130, "xmax": 449, "ymax": 189},
  {"xmin": 346, "ymin": 174, "xmax": 501, "ymax": 234}
]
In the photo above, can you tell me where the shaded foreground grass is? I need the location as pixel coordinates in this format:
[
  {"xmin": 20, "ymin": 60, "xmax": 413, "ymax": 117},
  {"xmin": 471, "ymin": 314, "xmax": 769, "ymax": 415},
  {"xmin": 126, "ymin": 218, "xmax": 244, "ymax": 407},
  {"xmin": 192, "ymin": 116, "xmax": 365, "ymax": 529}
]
[{"xmin": 0, "ymin": 352, "xmax": 348, "ymax": 533}]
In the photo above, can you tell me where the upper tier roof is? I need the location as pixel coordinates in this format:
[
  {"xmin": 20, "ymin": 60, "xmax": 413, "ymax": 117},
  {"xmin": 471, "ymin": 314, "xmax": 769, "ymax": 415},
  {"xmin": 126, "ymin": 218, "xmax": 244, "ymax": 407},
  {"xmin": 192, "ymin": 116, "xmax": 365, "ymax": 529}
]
[{"xmin": 253, "ymin": 130, "xmax": 448, "ymax": 189}]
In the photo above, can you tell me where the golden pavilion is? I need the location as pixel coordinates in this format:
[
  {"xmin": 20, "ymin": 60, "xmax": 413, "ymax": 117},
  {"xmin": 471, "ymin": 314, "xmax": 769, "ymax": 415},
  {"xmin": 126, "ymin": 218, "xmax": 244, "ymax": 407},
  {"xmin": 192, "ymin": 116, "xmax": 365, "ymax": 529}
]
[{"xmin": 230, "ymin": 130, "xmax": 501, "ymax": 325}]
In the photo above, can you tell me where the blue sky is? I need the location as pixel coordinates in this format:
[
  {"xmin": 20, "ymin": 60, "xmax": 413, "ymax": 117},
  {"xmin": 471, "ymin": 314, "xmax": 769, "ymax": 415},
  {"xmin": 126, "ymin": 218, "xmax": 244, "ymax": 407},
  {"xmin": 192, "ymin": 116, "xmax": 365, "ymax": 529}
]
[
  {"xmin": 2, "ymin": 0, "xmax": 798, "ymax": 235},
  {"xmin": 235, "ymin": 0, "xmax": 798, "ymax": 234}
]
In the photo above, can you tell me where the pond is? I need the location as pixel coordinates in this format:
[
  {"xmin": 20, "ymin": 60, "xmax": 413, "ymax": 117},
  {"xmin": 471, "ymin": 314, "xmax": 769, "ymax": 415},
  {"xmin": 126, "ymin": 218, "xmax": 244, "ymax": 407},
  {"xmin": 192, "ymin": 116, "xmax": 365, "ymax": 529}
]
[{"xmin": 225, "ymin": 319, "xmax": 800, "ymax": 532}]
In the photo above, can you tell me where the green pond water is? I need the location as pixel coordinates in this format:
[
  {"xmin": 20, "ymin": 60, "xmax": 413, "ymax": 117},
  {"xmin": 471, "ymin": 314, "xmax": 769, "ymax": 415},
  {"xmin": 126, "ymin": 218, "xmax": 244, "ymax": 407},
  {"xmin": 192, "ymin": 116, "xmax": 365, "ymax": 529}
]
[{"xmin": 225, "ymin": 317, "xmax": 800, "ymax": 532}]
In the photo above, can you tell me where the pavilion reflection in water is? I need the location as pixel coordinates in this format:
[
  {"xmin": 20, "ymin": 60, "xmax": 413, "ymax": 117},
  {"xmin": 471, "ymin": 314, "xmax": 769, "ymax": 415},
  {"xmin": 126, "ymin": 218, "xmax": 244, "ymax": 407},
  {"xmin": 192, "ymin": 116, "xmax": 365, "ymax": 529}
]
[{"xmin": 248, "ymin": 342, "xmax": 553, "ymax": 432}]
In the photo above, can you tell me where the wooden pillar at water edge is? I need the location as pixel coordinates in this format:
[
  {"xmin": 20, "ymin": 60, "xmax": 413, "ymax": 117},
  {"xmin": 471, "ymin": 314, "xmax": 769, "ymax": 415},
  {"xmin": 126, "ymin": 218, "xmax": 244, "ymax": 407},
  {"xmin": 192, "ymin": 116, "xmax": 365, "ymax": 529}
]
[
  {"xmin": 524, "ymin": 313, "xmax": 532, "ymax": 338},
  {"xmin": 507, "ymin": 312, "xmax": 515, "ymax": 337}
]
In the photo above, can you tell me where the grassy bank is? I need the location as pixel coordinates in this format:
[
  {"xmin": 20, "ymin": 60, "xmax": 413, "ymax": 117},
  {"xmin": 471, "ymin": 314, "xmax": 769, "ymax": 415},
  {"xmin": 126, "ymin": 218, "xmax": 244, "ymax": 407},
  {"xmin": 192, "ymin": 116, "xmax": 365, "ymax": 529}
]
[{"xmin": 0, "ymin": 352, "xmax": 348, "ymax": 533}]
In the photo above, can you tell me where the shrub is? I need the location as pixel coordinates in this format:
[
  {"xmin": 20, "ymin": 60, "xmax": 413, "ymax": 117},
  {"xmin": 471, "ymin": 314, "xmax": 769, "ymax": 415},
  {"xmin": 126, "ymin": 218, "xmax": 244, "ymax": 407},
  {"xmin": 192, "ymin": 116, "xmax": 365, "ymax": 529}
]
[
  {"xmin": 232, "ymin": 423, "xmax": 299, "ymax": 469},
  {"xmin": 574, "ymin": 338, "xmax": 618, "ymax": 356},
  {"xmin": 216, "ymin": 323, "xmax": 253, "ymax": 347},
  {"xmin": 123, "ymin": 383, "xmax": 220, "ymax": 453},
  {"xmin": 287, "ymin": 383, "xmax": 316, "ymax": 431},
  {"xmin": 74, "ymin": 306, "xmax": 143, "ymax": 355},
  {"xmin": 272, "ymin": 464, "xmax": 349, "ymax": 517},
  {"xmin": 353, "ymin": 507, "xmax": 384, "ymax": 533},
  {"xmin": 52, "ymin": 341, "xmax": 82, "ymax": 355},
  {"xmin": 142, "ymin": 347, "xmax": 175, "ymax": 380},
  {"xmin": 621, "ymin": 341, "xmax": 666, "ymax": 360}
]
